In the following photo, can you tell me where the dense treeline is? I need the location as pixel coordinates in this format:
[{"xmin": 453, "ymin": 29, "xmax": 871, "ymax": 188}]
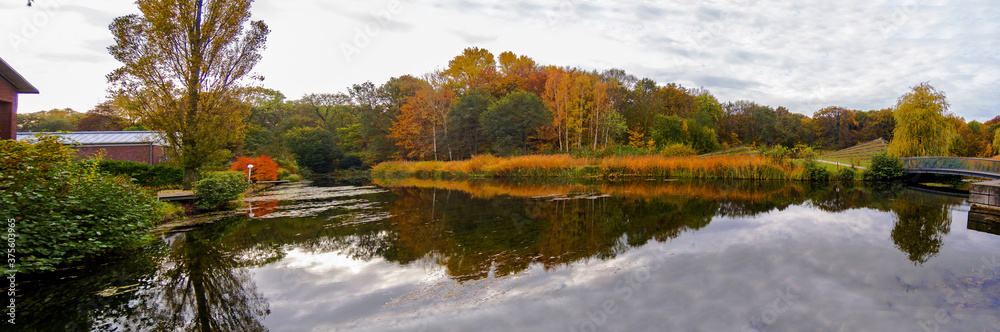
[{"xmin": 21, "ymin": 48, "xmax": 1000, "ymax": 171}]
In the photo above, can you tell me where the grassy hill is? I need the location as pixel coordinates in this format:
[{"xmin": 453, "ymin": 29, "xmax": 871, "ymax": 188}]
[{"xmin": 819, "ymin": 138, "xmax": 889, "ymax": 166}]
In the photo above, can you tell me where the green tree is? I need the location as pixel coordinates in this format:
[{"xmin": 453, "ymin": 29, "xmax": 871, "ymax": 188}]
[
  {"xmin": 108, "ymin": 0, "xmax": 270, "ymax": 188},
  {"xmin": 16, "ymin": 108, "xmax": 84, "ymax": 132},
  {"xmin": 888, "ymin": 83, "xmax": 956, "ymax": 157},
  {"xmin": 447, "ymin": 89, "xmax": 493, "ymax": 159},
  {"xmin": 282, "ymin": 127, "xmax": 341, "ymax": 173},
  {"xmin": 651, "ymin": 114, "xmax": 687, "ymax": 146},
  {"xmin": 687, "ymin": 121, "xmax": 720, "ymax": 153},
  {"xmin": 480, "ymin": 90, "xmax": 551, "ymax": 155}
]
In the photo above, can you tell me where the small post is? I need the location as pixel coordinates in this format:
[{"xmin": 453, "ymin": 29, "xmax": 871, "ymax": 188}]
[{"xmin": 247, "ymin": 164, "xmax": 254, "ymax": 183}]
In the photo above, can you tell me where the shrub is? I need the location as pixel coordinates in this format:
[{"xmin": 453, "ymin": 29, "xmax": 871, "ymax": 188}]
[
  {"xmin": 146, "ymin": 163, "xmax": 184, "ymax": 188},
  {"xmin": 97, "ymin": 160, "xmax": 182, "ymax": 188},
  {"xmin": 837, "ymin": 167, "xmax": 857, "ymax": 181},
  {"xmin": 195, "ymin": 171, "xmax": 250, "ymax": 210},
  {"xmin": 863, "ymin": 152, "xmax": 907, "ymax": 181},
  {"xmin": 0, "ymin": 136, "xmax": 161, "ymax": 274},
  {"xmin": 98, "ymin": 159, "xmax": 150, "ymax": 179},
  {"xmin": 229, "ymin": 155, "xmax": 279, "ymax": 181},
  {"xmin": 281, "ymin": 173, "xmax": 302, "ymax": 182},
  {"xmin": 762, "ymin": 145, "xmax": 791, "ymax": 161},
  {"xmin": 659, "ymin": 143, "xmax": 698, "ymax": 158},
  {"xmin": 803, "ymin": 160, "xmax": 831, "ymax": 181}
]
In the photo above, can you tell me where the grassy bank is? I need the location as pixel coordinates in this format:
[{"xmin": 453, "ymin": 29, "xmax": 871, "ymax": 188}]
[{"xmin": 373, "ymin": 154, "xmax": 805, "ymax": 180}]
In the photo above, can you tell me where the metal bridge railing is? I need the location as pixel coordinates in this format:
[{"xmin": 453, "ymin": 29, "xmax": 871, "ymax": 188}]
[{"xmin": 899, "ymin": 157, "xmax": 1000, "ymax": 174}]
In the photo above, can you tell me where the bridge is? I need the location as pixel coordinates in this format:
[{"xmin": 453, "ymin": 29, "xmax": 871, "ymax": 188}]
[{"xmin": 900, "ymin": 157, "xmax": 1000, "ymax": 179}]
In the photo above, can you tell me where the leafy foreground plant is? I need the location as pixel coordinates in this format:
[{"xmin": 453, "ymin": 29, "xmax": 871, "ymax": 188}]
[
  {"xmin": 864, "ymin": 152, "xmax": 908, "ymax": 181},
  {"xmin": 195, "ymin": 171, "xmax": 250, "ymax": 210},
  {"xmin": 0, "ymin": 136, "xmax": 163, "ymax": 274}
]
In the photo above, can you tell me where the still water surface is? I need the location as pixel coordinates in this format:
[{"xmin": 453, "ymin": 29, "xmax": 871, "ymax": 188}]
[{"xmin": 21, "ymin": 179, "xmax": 1000, "ymax": 331}]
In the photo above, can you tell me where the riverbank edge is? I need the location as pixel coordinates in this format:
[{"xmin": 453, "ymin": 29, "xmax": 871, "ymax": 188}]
[{"xmin": 371, "ymin": 154, "xmax": 866, "ymax": 182}]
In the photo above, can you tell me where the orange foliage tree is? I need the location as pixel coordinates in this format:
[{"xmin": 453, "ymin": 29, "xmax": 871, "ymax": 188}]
[
  {"xmin": 229, "ymin": 155, "xmax": 279, "ymax": 181},
  {"xmin": 390, "ymin": 80, "xmax": 454, "ymax": 160}
]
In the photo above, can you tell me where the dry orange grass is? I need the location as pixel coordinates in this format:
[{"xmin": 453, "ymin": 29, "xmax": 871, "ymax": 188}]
[
  {"xmin": 599, "ymin": 155, "xmax": 791, "ymax": 180},
  {"xmin": 485, "ymin": 154, "xmax": 588, "ymax": 176},
  {"xmin": 374, "ymin": 154, "xmax": 589, "ymax": 177},
  {"xmin": 374, "ymin": 154, "xmax": 793, "ymax": 180}
]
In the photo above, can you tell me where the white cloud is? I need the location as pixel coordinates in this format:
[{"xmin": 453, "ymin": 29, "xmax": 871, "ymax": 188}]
[{"xmin": 1, "ymin": 0, "xmax": 996, "ymax": 120}]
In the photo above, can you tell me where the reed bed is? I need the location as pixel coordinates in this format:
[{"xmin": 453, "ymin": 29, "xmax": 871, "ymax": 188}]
[
  {"xmin": 374, "ymin": 154, "xmax": 590, "ymax": 178},
  {"xmin": 599, "ymin": 155, "xmax": 793, "ymax": 180},
  {"xmin": 373, "ymin": 154, "xmax": 795, "ymax": 180}
]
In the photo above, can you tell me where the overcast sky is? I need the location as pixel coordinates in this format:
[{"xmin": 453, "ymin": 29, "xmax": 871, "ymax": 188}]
[{"xmin": 1, "ymin": 0, "xmax": 997, "ymax": 121}]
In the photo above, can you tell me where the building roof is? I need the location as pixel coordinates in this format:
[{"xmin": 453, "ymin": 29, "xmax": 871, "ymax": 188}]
[
  {"xmin": 16, "ymin": 131, "xmax": 165, "ymax": 145},
  {"xmin": 0, "ymin": 57, "xmax": 39, "ymax": 94}
]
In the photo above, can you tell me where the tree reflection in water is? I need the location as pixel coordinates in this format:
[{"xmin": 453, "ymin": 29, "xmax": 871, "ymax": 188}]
[
  {"xmin": 377, "ymin": 179, "xmax": 964, "ymax": 271},
  {"xmin": 124, "ymin": 217, "xmax": 275, "ymax": 331},
  {"xmin": 20, "ymin": 179, "xmax": 976, "ymax": 331},
  {"xmin": 889, "ymin": 190, "xmax": 957, "ymax": 265}
]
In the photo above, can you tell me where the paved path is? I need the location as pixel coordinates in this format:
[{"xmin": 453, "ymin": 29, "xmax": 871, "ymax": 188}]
[{"xmin": 816, "ymin": 159, "xmax": 866, "ymax": 170}]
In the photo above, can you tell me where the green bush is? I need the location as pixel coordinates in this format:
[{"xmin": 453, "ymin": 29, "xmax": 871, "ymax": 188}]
[
  {"xmin": 195, "ymin": 171, "xmax": 250, "ymax": 210},
  {"xmin": 98, "ymin": 159, "xmax": 150, "ymax": 179},
  {"xmin": 97, "ymin": 160, "xmax": 183, "ymax": 188},
  {"xmin": 837, "ymin": 167, "xmax": 857, "ymax": 181},
  {"xmin": 0, "ymin": 136, "xmax": 161, "ymax": 274},
  {"xmin": 281, "ymin": 173, "xmax": 302, "ymax": 182},
  {"xmin": 147, "ymin": 164, "xmax": 184, "ymax": 187},
  {"xmin": 863, "ymin": 153, "xmax": 907, "ymax": 181},
  {"xmin": 762, "ymin": 145, "xmax": 791, "ymax": 161},
  {"xmin": 803, "ymin": 160, "xmax": 831, "ymax": 181}
]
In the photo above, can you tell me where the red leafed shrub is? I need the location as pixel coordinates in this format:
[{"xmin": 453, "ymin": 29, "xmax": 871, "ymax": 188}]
[{"xmin": 229, "ymin": 155, "xmax": 279, "ymax": 181}]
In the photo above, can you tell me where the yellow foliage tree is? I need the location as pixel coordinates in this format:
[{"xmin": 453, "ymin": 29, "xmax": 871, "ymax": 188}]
[
  {"xmin": 107, "ymin": 0, "xmax": 269, "ymax": 188},
  {"xmin": 888, "ymin": 83, "xmax": 956, "ymax": 157}
]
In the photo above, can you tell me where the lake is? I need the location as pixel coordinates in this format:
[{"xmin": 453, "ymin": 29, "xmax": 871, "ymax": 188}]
[{"xmin": 20, "ymin": 179, "xmax": 1000, "ymax": 331}]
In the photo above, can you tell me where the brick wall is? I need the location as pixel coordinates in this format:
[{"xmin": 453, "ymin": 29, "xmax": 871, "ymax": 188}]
[
  {"xmin": 0, "ymin": 78, "xmax": 16, "ymax": 140},
  {"xmin": 73, "ymin": 144, "xmax": 167, "ymax": 165}
]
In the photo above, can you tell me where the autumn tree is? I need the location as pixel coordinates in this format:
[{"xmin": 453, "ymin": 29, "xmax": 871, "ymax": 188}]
[
  {"xmin": 390, "ymin": 76, "xmax": 454, "ymax": 160},
  {"xmin": 495, "ymin": 51, "xmax": 546, "ymax": 96},
  {"xmin": 718, "ymin": 101, "xmax": 776, "ymax": 146},
  {"xmin": 480, "ymin": 90, "xmax": 551, "ymax": 155},
  {"xmin": 813, "ymin": 106, "xmax": 858, "ymax": 150},
  {"xmin": 994, "ymin": 129, "xmax": 1000, "ymax": 156},
  {"xmin": 75, "ymin": 102, "xmax": 130, "ymax": 131},
  {"xmin": 443, "ymin": 47, "xmax": 496, "ymax": 94},
  {"xmin": 542, "ymin": 67, "xmax": 592, "ymax": 151},
  {"xmin": 108, "ymin": 0, "xmax": 269, "ymax": 188},
  {"xmin": 888, "ymin": 83, "xmax": 956, "ymax": 157},
  {"xmin": 856, "ymin": 108, "xmax": 895, "ymax": 142}
]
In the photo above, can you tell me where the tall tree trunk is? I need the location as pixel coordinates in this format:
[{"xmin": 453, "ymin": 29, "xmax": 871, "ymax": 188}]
[{"xmin": 182, "ymin": 0, "xmax": 205, "ymax": 190}]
